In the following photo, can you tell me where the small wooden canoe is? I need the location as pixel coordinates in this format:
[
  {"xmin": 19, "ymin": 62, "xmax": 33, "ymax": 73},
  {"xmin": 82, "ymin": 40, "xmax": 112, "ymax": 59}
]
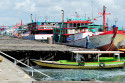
[{"xmin": 34, "ymin": 60, "xmax": 125, "ymax": 69}]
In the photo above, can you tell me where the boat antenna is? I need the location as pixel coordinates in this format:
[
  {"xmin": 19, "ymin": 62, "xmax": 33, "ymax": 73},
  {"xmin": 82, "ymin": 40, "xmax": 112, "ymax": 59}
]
[
  {"xmin": 61, "ymin": 10, "xmax": 64, "ymax": 22},
  {"xmin": 91, "ymin": 1, "xmax": 93, "ymax": 19},
  {"xmin": 30, "ymin": 14, "xmax": 32, "ymax": 23},
  {"xmin": 115, "ymin": 18, "xmax": 118, "ymax": 26},
  {"xmin": 45, "ymin": 16, "xmax": 47, "ymax": 22},
  {"xmin": 85, "ymin": 13, "xmax": 86, "ymax": 18}
]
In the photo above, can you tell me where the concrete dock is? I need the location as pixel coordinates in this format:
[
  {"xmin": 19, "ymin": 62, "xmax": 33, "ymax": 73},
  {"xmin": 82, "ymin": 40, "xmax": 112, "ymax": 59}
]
[
  {"xmin": 0, "ymin": 35, "xmax": 98, "ymax": 51},
  {"xmin": 0, "ymin": 55, "xmax": 35, "ymax": 82}
]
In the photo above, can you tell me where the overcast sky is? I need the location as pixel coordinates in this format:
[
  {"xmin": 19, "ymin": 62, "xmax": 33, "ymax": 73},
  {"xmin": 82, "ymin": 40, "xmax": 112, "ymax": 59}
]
[{"xmin": 0, "ymin": 0, "xmax": 125, "ymax": 27}]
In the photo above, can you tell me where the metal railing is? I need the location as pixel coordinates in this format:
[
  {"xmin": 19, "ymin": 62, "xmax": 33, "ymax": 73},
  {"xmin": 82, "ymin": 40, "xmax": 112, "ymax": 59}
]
[{"xmin": 0, "ymin": 51, "xmax": 51, "ymax": 78}]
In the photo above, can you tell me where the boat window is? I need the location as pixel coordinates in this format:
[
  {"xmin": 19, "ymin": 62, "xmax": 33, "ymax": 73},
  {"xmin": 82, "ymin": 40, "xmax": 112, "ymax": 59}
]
[
  {"xmin": 53, "ymin": 24, "xmax": 55, "ymax": 26},
  {"xmin": 41, "ymin": 23, "xmax": 44, "ymax": 25},
  {"xmin": 81, "ymin": 23, "xmax": 84, "ymax": 26},
  {"xmin": 73, "ymin": 23, "xmax": 76, "ymax": 27},
  {"xmin": 42, "ymin": 30, "xmax": 53, "ymax": 34},
  {"xmin": 69, "ymin": 23, "xmax": 72, "ymax": 27},
  {"xmin": 48, "ymin": 23, "xmax": 50, "ymax": 25},
  {"xmin": 77, "ymin": 23, "xmax": 80, "ymax": 27},
  {"xmin": 63, "ymin": 24, "xmax": 67, "ymax": 28}
]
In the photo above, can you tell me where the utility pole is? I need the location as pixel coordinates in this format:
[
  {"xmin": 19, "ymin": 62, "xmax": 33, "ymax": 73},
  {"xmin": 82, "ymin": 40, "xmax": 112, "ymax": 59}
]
[
  {"xmin": 85, "ymin": 13, "xmax": 86, "ymax": 18},
  {"xmin": 61, "ymin": 10, "xmax": 64, "ymax": 22},
  {"xmin": 30, "ymin": 14, "xmax": 32, "ymax": 22}
]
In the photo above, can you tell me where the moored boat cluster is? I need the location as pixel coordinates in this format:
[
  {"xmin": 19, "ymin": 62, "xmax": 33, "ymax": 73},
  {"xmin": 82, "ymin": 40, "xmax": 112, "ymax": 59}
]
[{"xmin": 0, "ymin": 6, "xmax": 125, "ymax": 69}]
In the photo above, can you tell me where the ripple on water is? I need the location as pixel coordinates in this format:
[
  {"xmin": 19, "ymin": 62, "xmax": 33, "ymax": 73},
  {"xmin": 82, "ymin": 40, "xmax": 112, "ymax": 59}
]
[{"xmin": 23, "ymin": 67, "xmax": 125, "ymax": 81}]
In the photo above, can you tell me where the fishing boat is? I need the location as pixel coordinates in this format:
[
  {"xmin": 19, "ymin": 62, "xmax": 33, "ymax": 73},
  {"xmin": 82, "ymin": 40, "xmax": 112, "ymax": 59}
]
[
  {"xmin": 72, "ymin": 27, "xmax": 125, "ymax": 51},
  {"xmin": 22, "ymin": 22, "xmax": 57, "ymax": 41},
  {"xmin": 13, "ymin": 25, "xmax": 27, "ymax": 38},
  {"xmin": 53, "ymin": 6, "xmax": 125, "ymax": 51},
  {"xmin": 12, "ymin": 20, "xmax": 28, "ymax": 38},
  {"xmin": 34, "ymin": 51, "xmax": 125, "ymax": 69}
]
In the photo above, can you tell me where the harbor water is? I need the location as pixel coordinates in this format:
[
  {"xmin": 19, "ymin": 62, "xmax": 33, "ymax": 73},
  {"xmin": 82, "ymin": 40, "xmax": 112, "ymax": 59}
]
[{"xmin": 23, "ymin": 66, "xmax": 125, "ymax": 82}]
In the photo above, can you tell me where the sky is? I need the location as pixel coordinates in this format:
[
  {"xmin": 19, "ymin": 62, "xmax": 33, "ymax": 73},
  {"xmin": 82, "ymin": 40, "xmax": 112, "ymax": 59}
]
[{"xmin": 0, "ymin": 0, "xmax": 125, "ymax": 28}]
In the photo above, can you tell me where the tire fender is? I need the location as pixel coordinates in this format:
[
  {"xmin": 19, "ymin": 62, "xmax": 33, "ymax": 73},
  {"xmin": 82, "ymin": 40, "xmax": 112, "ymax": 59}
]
[
  {"xmin": 99, "ymin": 62, "xmax": 105, "ymax": 67},
  {"xmin": 78, "ymin": 62, "xmax": 85, "ymax": 66}
]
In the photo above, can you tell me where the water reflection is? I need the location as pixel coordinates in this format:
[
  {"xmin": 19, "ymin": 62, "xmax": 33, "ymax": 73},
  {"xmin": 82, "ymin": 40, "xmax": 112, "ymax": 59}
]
[{"xmin": 23, "ymin": 67, "xmax": 125, "ymax": 82}]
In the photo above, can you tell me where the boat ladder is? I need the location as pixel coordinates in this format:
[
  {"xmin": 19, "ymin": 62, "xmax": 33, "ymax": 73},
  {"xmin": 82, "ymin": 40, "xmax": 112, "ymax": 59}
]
[{"xmin": 0, "ymin": 51, "xmax": 52, "ymax": 78}]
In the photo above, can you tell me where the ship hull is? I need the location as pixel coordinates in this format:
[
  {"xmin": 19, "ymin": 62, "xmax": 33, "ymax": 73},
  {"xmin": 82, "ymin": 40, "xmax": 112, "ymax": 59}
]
[
  {"xmin": 34, "ymin": 60, "xmax": 125, "ymax": 69},
  {"xmin": 67, "ymin": 31, "xmax": 125, "ymax": 51}
]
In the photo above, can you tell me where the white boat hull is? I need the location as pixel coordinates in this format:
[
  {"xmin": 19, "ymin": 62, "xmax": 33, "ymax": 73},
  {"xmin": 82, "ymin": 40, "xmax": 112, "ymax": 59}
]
[{"xmin": 67, "ymin": 32, "xmax": 125, "ymax": 51}]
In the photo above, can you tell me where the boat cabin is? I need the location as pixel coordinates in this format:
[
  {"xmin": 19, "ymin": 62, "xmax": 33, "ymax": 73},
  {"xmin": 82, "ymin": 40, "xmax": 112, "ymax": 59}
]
[
  {"xmin": 53, "ymin": 18, "xmax": 103, "ymax": 43},
  {"xmin": 27, "ymin": 22, "xmax": 57, "ymax": 40}
]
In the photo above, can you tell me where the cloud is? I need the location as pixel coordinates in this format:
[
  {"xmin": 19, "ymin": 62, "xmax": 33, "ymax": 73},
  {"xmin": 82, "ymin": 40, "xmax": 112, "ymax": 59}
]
[
  {"xmin": 14, "ymin": 0, "xmax": 36, "ymax": 12},
  {"xmin": 0, "ymin": 0, "xmax": 125, "ymax": 27}
]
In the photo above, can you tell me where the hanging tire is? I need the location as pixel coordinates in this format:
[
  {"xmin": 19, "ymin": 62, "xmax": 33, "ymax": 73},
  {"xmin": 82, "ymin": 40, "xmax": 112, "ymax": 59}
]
[
  {"xmin": 124, "ymin": 62, "xmax": 125, "ymax": 65},
  {"xmin": 99, "ymin": 62, "xmax": 105, "ymax": 67},
  {"xmin": 78, "ymin": 61, "xmax": 85, "ymax": 66}
]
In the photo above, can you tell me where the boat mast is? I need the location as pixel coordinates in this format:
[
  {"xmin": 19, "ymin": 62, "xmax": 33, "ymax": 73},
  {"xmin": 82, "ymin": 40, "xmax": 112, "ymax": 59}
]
[
  {"xmin": 30, "ymin": 14, "xmax": 32, "ymax": 23},
  {"xmin": 103, "ymin": 6, "xmax": 106, "ymax": 32},
  {"xmin": 61, "ymin": 10, "xmax": 64, "ymax": 22},
  {"xmin": 99, "ymin": 6, "xmax": 111, "ymax": 32}
]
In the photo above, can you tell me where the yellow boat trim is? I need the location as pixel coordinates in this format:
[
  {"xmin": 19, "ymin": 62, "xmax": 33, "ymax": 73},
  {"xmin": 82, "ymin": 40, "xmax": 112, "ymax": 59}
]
[{"xmin": 34, "ymin": 61, "xmax": 125, "ymax": 69}]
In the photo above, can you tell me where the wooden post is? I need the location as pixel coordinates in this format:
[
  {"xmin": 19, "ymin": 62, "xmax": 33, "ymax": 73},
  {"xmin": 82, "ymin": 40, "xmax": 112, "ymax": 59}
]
[
  {"xmin": 71, "ymin": 53, "xmax": 73, "ymax": 61},
  {"xmin": 98, "ymin": 53, "xmax": 101, "ymax": 62},
  {"xmin": 118, "ymin": 53, "xmax": 120, "ymax": 61},
  {"xmin": 98, "ymin": 54, "xmax": 99, "ymax": 62},
  {"xmin": 76, "ymin": 53, "xmax": 78, "ymax": 62}
]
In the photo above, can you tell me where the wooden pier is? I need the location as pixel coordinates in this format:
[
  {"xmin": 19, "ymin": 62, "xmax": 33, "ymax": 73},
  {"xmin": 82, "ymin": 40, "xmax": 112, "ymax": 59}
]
[{"xmin": 0, "ymin": 35, "xmax": 98, "ymax": 51}]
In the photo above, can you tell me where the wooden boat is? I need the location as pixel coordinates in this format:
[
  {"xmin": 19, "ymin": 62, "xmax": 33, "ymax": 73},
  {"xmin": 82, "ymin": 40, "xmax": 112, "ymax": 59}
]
[
  {"xmin": 53, "ymin": 6, "xmax": 125, "ymax": 51},
  {"xmin": 34, "ymin": 60, "xmax": 125, "ymax": 69},
  {"xmin": 22, "ymin": 22, "xmax": 56, "ymax": 41},
  {"xmin": 34, "ymin": 51, "xmax": 125, "ymax": 69}
]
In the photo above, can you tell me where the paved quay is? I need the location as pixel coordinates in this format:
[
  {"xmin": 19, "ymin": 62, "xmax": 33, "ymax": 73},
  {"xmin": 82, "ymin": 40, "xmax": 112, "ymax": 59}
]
[
  {"xmin": 0, "ymin": 55, "xmax": 35, "ymax": 83},
  {"xmin": 0, "ymin": 35, "xmax": 98, "ymax": 51},
  {"xmin": 0, "ymin": 35, "xmax": 98, "ymax": 83}
]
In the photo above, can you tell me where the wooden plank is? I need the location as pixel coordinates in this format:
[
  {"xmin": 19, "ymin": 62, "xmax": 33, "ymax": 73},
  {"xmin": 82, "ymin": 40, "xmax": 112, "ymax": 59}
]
[{"xmin": 71, "ymin": 51, "xmax": 124, "ymax": 54}]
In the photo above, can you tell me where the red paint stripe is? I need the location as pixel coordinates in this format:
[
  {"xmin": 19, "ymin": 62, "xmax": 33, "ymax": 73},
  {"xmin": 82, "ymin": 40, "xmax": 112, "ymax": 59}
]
[
  {"xmin": 37, "ymin": 29, "xmax": 53, "ymax": 30},
  {"xmin": 74, "ymin": 31, "xmax": 125, "ymax": 42},
  {"xmin": 35, "ymin": 34, "xmax": 53, "ymax": 35}
]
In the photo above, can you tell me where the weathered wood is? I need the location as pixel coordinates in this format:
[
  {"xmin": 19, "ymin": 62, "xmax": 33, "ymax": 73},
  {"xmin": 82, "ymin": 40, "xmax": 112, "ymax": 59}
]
[{"xmin": 0, "ymin": 35, "xmax": 98, "ymax": 51}]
